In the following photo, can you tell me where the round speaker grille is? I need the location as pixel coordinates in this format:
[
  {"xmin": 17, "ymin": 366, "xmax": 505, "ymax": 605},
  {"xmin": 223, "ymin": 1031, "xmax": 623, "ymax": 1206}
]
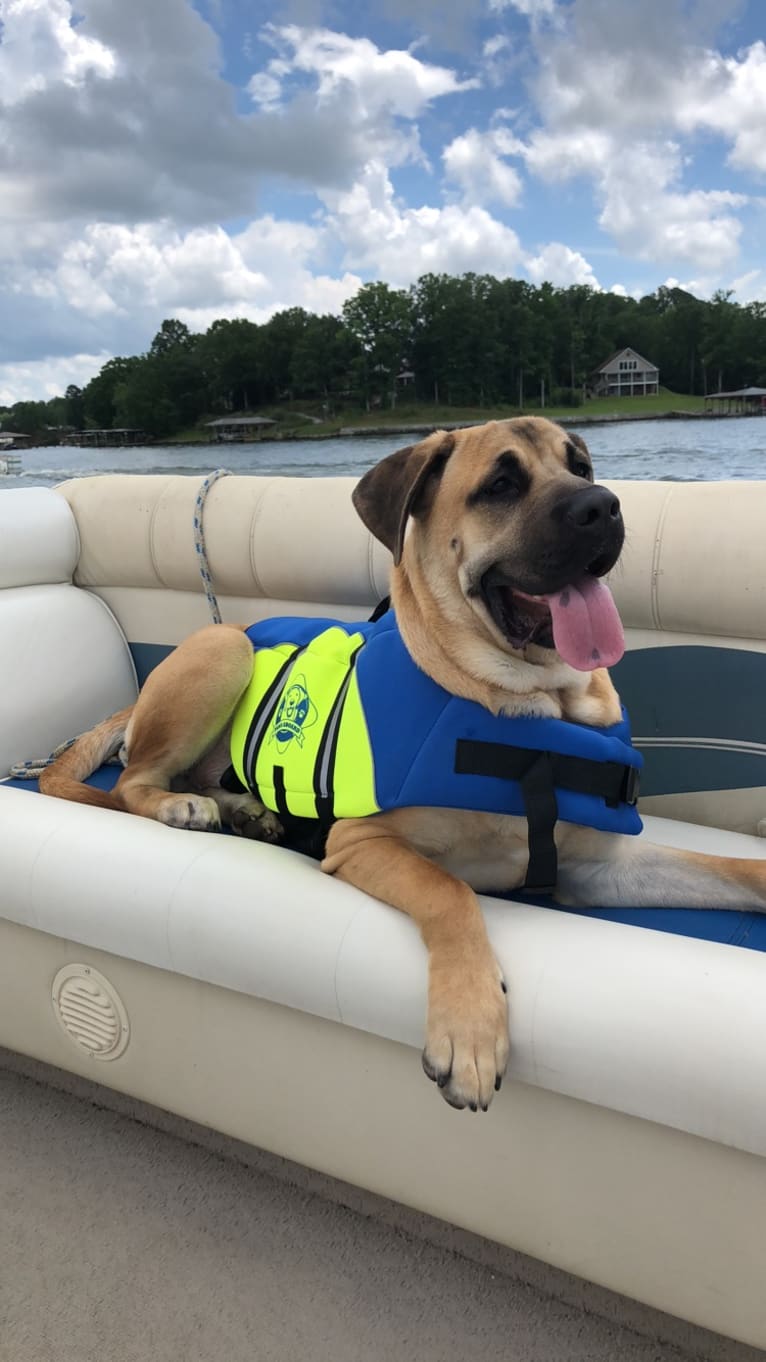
[{"xmin": 51, "ymin": 965, "xmax": 130, "ymax": 1061}]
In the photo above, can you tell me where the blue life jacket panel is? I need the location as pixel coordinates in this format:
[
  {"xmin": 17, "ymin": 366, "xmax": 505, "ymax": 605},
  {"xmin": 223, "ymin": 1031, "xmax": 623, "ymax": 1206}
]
[{"xmin": 238, "ymin": 611, "xmax": 643, "ymax": 891}]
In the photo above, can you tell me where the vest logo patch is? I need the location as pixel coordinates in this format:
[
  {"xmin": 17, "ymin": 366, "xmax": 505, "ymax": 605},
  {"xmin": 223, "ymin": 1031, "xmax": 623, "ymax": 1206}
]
[{"xmin": 270, "ymin": 675, "xmax": 318, "ymax": 751}]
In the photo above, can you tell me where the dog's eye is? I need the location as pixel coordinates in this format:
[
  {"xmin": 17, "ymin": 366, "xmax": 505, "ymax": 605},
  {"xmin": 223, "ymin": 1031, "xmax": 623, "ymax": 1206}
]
[
  {"xmin": 573, "ymin": 461, "xmax": 592, "ymax": 480},
  {"xmin": 468, "ymin": 454, "xmax": 530, "ymax": 507},
  {"xmin": 486, "ymin": 474, "xmax": 517, "ymax": 497}
]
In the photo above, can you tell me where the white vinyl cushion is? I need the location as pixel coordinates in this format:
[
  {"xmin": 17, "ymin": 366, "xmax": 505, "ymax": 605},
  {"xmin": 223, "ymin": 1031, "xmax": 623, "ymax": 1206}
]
[
  {"xmin": 1, "ymin": 783, "xmax": 765, "ymax": 1160},
  {"xmin": 0, "ymin": 487, "xmax": 79, "ymax": 588},
  {"xmin": 0, "ymin": 584, "xmax": 138, "ymax": 776},
  {"xmin": 59, "ymin": 475, "xmax": 391, "ymax": 607},
  {"xmin": 57, "ymin": 474, "xmax": 766, "ymax": 643}
]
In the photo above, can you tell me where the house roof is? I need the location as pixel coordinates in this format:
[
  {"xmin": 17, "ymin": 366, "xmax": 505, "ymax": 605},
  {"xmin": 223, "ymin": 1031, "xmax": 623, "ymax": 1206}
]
[
  {"xmin": 206, "ymin": 416, "xmax": 276, "ymax": 428},
  {"xmin": 707, "ymin": 387, "xmax": 766, "ymax": 399},
  {"xmin": 592, "ymin": 347, "xmax": 658, "ymax": 374}
]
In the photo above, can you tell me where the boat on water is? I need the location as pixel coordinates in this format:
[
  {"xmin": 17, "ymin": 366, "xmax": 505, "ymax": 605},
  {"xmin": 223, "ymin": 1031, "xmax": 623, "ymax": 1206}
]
[{"xmin": 2, "ymin": 469, "xmax": 766, "ymax": 1351}]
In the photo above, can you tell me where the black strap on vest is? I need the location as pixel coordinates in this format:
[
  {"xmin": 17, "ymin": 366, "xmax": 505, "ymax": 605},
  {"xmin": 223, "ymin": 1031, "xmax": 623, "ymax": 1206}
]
[
  {"xmin": 454, "ymin": 739, "xmax": 640, "ymax": 895},
  {"xmin": 368, "ymin": 597, "xmax": 391, "ymax": 623},
  {"xmin": 220, "ymin": 763, "xmax": 245, "ymax": 793}
]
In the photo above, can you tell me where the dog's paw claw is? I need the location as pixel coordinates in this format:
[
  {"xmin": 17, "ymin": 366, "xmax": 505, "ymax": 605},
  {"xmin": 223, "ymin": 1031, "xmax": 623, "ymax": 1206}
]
[{"xmin": 424, "ymin": 951, "xmax": 509, "ymax": 1112}]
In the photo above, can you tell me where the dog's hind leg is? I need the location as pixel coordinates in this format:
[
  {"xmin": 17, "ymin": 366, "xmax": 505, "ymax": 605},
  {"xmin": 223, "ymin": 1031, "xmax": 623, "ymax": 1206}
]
[
  {"xmin": 556, "ymin": 825, "xmax": 766, "ymax": 911},
  {"xmin": 39, "ymin": 707, "xmax": 135, "ymax": 811},
  {"xmin": 115, "ymin": 624, "xmax": 254, "ymax": 830}
]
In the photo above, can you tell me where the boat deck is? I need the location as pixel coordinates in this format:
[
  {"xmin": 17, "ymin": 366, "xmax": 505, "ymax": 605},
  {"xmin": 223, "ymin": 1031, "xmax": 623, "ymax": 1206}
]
[{"xmin": 1, "ymin": 1052, "xmax": 761, "ymax": 1362}]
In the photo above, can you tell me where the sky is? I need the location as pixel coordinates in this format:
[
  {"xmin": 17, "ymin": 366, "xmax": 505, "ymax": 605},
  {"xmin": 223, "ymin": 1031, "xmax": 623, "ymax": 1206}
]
[{"xmin": 0, "ymin": 0, "xmax": 764, "ymax": 403}]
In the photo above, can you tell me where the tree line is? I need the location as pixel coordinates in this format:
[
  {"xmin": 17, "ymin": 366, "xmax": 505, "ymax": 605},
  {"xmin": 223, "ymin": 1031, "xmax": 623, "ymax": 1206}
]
[{"xmin": 3, "ymin": 275, "xmax": 766, "ymax": 441}]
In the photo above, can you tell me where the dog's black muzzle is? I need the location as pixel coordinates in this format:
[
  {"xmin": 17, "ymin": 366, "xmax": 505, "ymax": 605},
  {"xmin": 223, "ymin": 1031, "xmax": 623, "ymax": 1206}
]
[{"xmin": 552, "ymin": 484, "xmax": 624, "ymax": 578}]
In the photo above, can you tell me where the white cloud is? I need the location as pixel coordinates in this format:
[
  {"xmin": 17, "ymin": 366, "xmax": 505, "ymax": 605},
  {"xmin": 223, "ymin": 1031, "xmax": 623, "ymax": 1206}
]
[
  {"xmin": 248, "ymin": 24, "xmax": 479, "ymax": 172},
  {"xmin": 516, "ymin": 3, "xmax": 754, "ymax": 272},
  {"xmin": 525, "ymin": 242, "xmax": 600, "ymax": 287},
  {"xmin": 442, "ymin": 127, "xmax": 524, "ymax": 207},
  {"xmin": 597, "ymin": 142, "xmax": 745, "ymax": 269},
  {"xmin": 4, "ymin": 216, "xmax": 364, "ymax": 342},
  {"xmin": 0, "ymin": 3, "xmax": 482, "ymax": 387},
  {"xmin": 0, "ymin": 352, "xmax": 110, "ymax": 406},
  {"xmin": 482, "ymin": 33, "xmax": 515, "ymax": 85},
  {"xmin": 0, "ymin": 0, "xmax": 115, "ymax": 105},
  {"xmin": 489, "ymin": 0, "xmax": 557, "ymax": 15},
  {"xmin": 252, "ymin": 24, "xmax": 478, "ymax": 119},
  {"xmin": 483, "ymin": 35, "xmax": 509, "ymax": 58},
  {"xmin": 685, "ymin": 41, "xmax": 766, "ymax": 175},
  {"xmin": 523, "ymin": 126, "xmax": 746, "ymax": 269},
  {"xmin": 0, "ymin": 4, "xmax": 478, "ymax": 232},
  {"xmin": 322, "ymin": 161, "xmax": 526, "ymax": 285},
  {"xmin": 1, "ymin": 0, "xmax": 763, "ymax": 402},
  {"xmin": 729, "ymin": 268, "xmax": 766, "ymax": 303}
]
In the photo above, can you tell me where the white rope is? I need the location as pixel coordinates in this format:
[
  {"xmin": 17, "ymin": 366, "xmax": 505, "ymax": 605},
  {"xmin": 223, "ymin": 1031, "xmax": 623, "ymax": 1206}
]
[
  {"xmin": 193, "ymin": 467, "xmax": 231, "ymax": 625},
  {"xmin": 8, "ymin": 468, "xmax": 232, "ymax": 779}
]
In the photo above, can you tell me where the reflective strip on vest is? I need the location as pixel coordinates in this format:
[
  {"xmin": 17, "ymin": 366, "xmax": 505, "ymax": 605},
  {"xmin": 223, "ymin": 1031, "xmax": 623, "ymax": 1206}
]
[{"xmin": 230, "ymin": 627, "xmax": 380, "ymax": 820}]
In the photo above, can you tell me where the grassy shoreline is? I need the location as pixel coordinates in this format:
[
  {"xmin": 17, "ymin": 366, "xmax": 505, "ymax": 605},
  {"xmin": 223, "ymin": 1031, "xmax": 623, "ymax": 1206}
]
[{"xmin": 163, "ymin": 391, "xmax": 718, "ymax": 446}]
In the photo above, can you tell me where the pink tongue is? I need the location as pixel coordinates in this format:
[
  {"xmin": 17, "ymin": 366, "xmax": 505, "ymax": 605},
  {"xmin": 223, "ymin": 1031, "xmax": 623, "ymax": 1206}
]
[{"xmin": 544, "ymin": 577, "xmax": 625, "ymax": 671}]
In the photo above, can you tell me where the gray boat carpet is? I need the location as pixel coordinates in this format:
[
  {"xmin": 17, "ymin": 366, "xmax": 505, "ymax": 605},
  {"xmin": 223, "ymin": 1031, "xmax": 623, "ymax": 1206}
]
[{"xmin": 0, "ymin": 1067, "xmax": 762, "ymax": 1362}]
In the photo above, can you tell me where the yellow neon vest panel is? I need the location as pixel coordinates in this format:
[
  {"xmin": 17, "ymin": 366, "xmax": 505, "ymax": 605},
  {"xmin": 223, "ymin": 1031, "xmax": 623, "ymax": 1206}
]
[{"xmin": 230, "ymin": 627, "xmax": 380, "ymax": 820}]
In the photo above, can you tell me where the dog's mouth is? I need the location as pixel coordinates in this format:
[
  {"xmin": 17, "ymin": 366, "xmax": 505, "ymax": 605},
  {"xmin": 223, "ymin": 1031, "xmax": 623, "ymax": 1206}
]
[{"xmin": 480, "ymin": 557, "xmax": 624, "ymax": 671}]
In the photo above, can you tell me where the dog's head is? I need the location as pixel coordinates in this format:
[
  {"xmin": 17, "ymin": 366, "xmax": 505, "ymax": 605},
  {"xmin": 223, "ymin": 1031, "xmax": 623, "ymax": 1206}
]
[{"xmin": 353, "ymin": 416, "xmax": 625, "ymax": 673}]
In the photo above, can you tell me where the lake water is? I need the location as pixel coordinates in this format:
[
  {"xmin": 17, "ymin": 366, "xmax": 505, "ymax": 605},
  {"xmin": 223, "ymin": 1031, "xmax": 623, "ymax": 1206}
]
[{"xmin": 2, "ymin": 417, "xmax": 766, "ymax": 489}]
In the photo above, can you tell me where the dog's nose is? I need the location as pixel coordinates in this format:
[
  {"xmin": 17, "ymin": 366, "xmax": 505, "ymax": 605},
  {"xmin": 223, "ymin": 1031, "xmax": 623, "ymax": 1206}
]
[{"xmin": 561, "ymin": 486, "xmax": 621, "ymax": 532}]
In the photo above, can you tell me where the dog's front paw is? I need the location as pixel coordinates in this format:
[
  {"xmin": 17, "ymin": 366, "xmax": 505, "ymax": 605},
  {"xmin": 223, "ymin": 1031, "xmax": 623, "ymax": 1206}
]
[
  {"xmin": 422, "ymin": 951, "xmax": 509, "ymax": 1112},
  {"xmin": 159, "ymin": 794, "xmax": 221, "ymax": 832},
  {"xmin": 230, "ymin": 802, "xmax": 283, "ymax": 844}
]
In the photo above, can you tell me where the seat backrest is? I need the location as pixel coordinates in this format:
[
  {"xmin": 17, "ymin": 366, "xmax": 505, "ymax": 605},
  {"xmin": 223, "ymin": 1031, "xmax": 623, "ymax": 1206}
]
[
  {"xmin": 58, "ymin": 473, "xmax": 391, "ymax": 684},
  {"xmin": 0, "ymin": 488, "xmax": 138, "ymax": 777},
  {"xmin": 57, "ymin": 473, "xmax": 766, "ymax": 835},
  {"xmin": 605, "ymin": 479, "xmax": 766, "ymax": 834}
]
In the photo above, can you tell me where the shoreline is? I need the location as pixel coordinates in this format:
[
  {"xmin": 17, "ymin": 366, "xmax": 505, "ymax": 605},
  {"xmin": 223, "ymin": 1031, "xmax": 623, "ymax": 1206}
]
[
  {"xmin": 333, "ymin": 409, "xmax": 715, "ymax": 439},
  {"xmin": 7, "ymin": 409, "xmax": 757, "ymax": 457},
  {"xmin": 171, "ymin": 407, "xmax": 753, "ymax": 448}
]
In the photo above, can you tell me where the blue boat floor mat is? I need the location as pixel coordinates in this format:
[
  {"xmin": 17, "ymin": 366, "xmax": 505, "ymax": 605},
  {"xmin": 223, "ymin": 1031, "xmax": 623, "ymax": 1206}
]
[{"xmin": 8, "ymin": 766, "xmax": 766, "ymax": 953}]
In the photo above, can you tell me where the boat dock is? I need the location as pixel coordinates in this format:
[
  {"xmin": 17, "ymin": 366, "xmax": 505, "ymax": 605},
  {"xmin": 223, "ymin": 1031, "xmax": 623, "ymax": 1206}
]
[{"xmin": 60, "ymin": 428, "xmax": 149, "ymax": 447}]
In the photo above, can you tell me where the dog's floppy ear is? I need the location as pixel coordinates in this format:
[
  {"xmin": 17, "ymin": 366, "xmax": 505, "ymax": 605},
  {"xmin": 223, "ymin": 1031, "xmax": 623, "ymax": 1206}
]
[{"xmin": 352, "ymin": 431, "xmax": 455, "ymax": 565}]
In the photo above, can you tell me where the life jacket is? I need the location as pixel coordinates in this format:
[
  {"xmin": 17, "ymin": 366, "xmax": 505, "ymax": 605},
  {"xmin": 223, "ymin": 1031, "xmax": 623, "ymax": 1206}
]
[{"xmin": 228, "ymin": 610, "xmax": 642, "ymax": 892}]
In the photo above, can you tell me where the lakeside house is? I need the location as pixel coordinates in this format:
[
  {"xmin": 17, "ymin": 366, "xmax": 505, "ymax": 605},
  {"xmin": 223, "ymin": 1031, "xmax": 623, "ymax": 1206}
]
[{"xmin": 590, "ymin": 347, "xmax": 660, "ymax": 397}]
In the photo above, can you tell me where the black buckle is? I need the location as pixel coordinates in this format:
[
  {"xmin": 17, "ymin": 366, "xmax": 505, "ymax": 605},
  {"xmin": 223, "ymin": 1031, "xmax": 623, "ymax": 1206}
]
[{"xmin": 621, "ymin": 764, "xmax": 641, "ymax": 806}]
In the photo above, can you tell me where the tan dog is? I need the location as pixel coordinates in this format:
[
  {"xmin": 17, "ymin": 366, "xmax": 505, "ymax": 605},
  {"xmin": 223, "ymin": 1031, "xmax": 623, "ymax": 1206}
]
[{"xmin": 41, "ymin": 417, "xmax": 766, "ymax": 1112}]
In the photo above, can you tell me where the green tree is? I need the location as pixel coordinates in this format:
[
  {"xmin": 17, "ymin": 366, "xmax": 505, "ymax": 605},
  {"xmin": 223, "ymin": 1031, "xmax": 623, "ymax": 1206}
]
[
  {"xmin": 113, "ymin": 358, "xmax": 180, "ymax": 437},
  {"xmin": 258, "ymin": 308, "xmax": 311, "ymax": 403},
  {"xmin": 83, "ymin": 357, "xmax": 141, "ymax": 428},
  {"xmin": 4, "ymin": 400, "xmax": 49, "ymax": 436},
  {"xmin": 290, "ymin": 314, "xmax": 356, "ymax": 400},
  {"xmin": 150, "ymin": 318, "xmax": 195, "ymax": 357},
  {"xmin": 198, "ymin": 318, "xmax": 262, "ymax": 411},
  {"xmin": 342, "ymin": 283, "xmax": 413, "ymax": 409},
  {"xmin": 13, "ymin": 270, "xmax": 766, "ymax": 434},
  {"xmin": 702, "ymin": 290, "xmax": 740, "ymax": 394},
  {"xmin": 63, "ymin": 384, "xmax": 85, "ymax": 429}
]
